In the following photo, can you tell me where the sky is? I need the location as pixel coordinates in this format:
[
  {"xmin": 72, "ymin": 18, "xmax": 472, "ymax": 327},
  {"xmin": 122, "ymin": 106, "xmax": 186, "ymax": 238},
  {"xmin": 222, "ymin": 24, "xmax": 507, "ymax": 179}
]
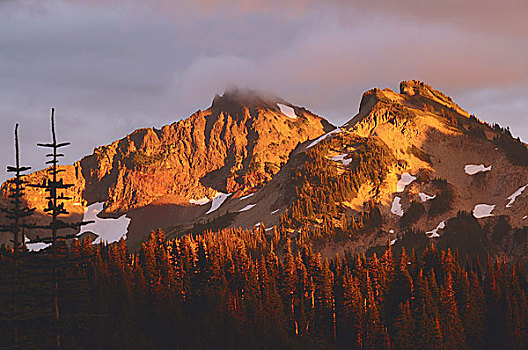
[{"xmin": 0, "ymin": 0, "xmax": 527, "ymax": 181}]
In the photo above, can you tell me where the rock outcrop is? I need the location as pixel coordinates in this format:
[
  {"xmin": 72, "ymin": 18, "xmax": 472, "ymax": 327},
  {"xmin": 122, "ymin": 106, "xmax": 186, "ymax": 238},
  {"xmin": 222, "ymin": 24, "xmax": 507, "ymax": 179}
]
[
  {"xmin": 0, "ymin": 88, "xmax": 333, "ymax": 246},
  {"xmin": 272, "ymin": 80, "xmax": 528, "ymax": 265}
]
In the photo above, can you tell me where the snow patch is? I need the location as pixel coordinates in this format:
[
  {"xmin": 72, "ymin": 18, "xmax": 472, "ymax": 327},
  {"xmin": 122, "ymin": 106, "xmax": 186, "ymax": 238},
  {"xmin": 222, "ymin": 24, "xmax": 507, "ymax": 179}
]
[
  {"xmin": 190, "ymin": 197, "xmax": 210, "ymax": 205},
  {"xmin": 331, "ymin": 153, "xmax": 352, "ymax": 166},
  {"xmin": 24, "ymin": 236, "xmax": 51, "ymax": 252},
  {"xmin": 391, "ymin": 197, "xmax": 404, "ymax": 216},
  {"xmin": 239, "ymin": 204, "xmax": 256, "ymax": 212},
  {"xmin": 271, "ymin": 209, "xmax": 280, "ymax": 215},
  {"xmin": 307, "ymin": 128, "xmax": 341, "ymax": 149},
  {"xmin": 397, "ymin": 173, "xmax": 416, "ymax": 192},
  {"xmin": 79, "ymin": 202, "xmax": 131, "ymax": 244},
  {"xmin": 390, "ymin": 238, "xmax": 397, "ymax": 246},
  {"xmin": 473, "ymin": 204, "xmax": 495, "ymax": 218},
  {"xmin": 277, "ymin": 103, "xmax": 297, "ymax": 119},
  {"xmin": 389, "ymin": 229, "xmax": 395, "ymax": 234},
  {"xmin": 464, "ymin": 164, "xmax": 492, "ymax": 175},
  {"xmin": 239, "ymin": 193, "xmax": 255, "ymax": 200},
  {"xmin": 419, "ymin": 192, "xmax": 436, "ymax": 202},
  {"xmin": 524, "ymin": 216, "xmax": 528, "ymax": 220},
  {"xmin": 506, "ymin": 184, "xmax": 528, "ymax": 208},
  {"xmin": 205, "ymin": 192, "xmax": 231, "ymax": 215},
  {"xmin": 426, "ymin": 221, "xmax": 445, "ymax": 238},
  {"xmin": 254, "ymin": 222, "xmax": 261, "ymax": 227}
]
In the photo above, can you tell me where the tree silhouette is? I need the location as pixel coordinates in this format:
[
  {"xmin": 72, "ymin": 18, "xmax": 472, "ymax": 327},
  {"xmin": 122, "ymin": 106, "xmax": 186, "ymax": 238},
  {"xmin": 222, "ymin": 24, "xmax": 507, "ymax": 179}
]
[
  {"xmin": 28, "ymin": 108, "xmax": 93, "ymax": 347},
  {"xmin": 0, "ymin": 124, "xmax": 35, "ymax": 347}
]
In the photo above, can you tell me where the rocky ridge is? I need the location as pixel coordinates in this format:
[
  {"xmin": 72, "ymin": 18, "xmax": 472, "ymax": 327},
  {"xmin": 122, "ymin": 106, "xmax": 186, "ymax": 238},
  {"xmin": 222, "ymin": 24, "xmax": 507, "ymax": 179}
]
[
  {"xmin": 2, "ymin": 80, "xmax": 528, "ymax": 265},
  {"xmin": 0, "ymin": 88, "xmax": 333, "ymax": 246}
]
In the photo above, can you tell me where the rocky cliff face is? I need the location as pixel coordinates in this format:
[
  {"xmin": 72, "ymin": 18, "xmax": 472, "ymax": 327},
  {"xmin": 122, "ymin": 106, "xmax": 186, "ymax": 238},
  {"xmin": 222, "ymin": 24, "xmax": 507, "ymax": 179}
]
[
  {"xmin": 80, "ymin": 88, "xmax": 333, "ymax": 216},
  {"xmin": 0, "ymin": 88, "xmax": 333, "ymax": 246}
]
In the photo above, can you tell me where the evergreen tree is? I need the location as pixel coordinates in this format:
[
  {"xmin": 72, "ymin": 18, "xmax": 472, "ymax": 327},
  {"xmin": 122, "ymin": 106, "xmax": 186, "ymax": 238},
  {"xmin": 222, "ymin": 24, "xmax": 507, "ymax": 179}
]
[
  {"xmin": 439, "ymin": 273, "xmax": 467, "ymax": 350},
  {"xmin": 29, "ymin": 109, "xmax": 94, "ymax": 347},
  {"xmin": 464, "ymin": 271, "xmax": 486, "ymax": 349},
  {"xmin": 394, "ymin": 301, "xmax": 417, "ymax": 350},
  {"xmin": 0, "ymin": 124, "xmax": 35, "ymax": 348}
]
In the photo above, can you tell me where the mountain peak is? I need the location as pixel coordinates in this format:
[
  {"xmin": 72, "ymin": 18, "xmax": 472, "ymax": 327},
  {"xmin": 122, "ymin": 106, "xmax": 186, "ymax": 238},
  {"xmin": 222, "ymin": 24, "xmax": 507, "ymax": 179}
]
[
  {"xmin": 399, "ymin": 80, "xmax": 436, "ymax": 96},
  {"xmin": 345, "ymin": 80, "xmax": 470, "ymax": 132},
  {"xmin": 211, "ymin": 87, "xmax": 283, "ymax": 112},
  {"xmin": 0, "ymin": 85, "xmax": 334, "ymax": 247},
  {"xmin": 399, "ymin": 80, "xmax": 469, "ymax": 116}
]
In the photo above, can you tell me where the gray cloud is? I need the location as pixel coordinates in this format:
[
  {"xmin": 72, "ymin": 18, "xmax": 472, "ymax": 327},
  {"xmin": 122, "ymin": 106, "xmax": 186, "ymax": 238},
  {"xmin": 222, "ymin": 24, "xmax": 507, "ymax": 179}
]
[
  {"xmin": 172, "ymin": 19, "xmax": 528, "ymax": 122},
  {"xmin": 0, "ymin": 0, "xmax": 526, "ymax": 182}
]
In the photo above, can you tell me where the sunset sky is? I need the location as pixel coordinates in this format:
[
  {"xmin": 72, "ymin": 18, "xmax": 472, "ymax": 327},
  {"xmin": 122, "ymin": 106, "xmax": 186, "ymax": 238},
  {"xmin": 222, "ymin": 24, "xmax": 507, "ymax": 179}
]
[{"xmin": 0, "ymin": 0, "xmax": 527, "ymax": 179}]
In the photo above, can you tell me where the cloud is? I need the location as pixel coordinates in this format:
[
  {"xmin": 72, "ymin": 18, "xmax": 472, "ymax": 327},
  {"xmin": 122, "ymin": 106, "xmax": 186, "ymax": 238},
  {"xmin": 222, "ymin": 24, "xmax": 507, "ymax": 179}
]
[
  {"xmin": 60, "ymin": 0, "xmax": 528, "ymax": 37},
  {"xmin": 341, "ymin": 0, "xmax": 528, "ymax": 37},
  {"xmin": 0, "ymin": 0, "xmax": 526, "ymax": 182},
  {"xmin": 174, "ymin": 19, "xmax": 528, "ymax": 122}
]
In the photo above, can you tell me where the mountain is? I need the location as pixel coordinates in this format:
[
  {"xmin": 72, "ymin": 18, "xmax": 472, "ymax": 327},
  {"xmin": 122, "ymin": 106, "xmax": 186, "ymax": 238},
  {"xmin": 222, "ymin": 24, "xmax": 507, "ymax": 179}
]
[
  {"xmin": 2, "ymin": 80, "xmax": 528, "ymax": 265},
  {"xmin": 3, "ymin": 80, "xmax": 528, "ymax": 349},
  {"xmin": 184, "ymin": 80, "xmax": 528, "ymax": 264},
  {"xmin": 0, "ymin": 87, "xmax": 334, "ymax": 247},
  {"xmin": 252, "ymin": 80, "xmax": 528, "ymax": 263}
]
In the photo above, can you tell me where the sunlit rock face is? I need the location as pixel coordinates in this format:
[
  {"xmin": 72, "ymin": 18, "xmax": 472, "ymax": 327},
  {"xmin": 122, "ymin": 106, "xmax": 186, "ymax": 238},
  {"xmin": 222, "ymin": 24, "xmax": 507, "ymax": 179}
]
[{"xmin": 0, "ymin": 88, "xmax": 333, "ymax": 246}]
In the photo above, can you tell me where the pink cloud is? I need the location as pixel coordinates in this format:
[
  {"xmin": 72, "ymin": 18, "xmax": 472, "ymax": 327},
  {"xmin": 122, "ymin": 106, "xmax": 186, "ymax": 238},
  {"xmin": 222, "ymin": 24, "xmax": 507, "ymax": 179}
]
[
  {"xmin": 172, "ymin": 18, "xmax": 527, "ymax": 122},
  {"xmin": 62, "ymin": 0, "xmax": 528, "ymax": 36}
]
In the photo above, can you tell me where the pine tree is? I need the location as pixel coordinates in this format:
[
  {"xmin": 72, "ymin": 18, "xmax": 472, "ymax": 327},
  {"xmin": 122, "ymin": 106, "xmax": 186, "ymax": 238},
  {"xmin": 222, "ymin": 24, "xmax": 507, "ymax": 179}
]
[
  {"xmin": 464, "ymin": 271, "xmax": 486, "ymax": 349},
  {"xmin": 0, "ymin": 124, "xmax": 36, "ymax": 348},
  {"xmin": 293, "ymin": 251, "xmax": 309, "ymax": 336},
  {"xmin": 439, "ymin": 273, "xmax": 467, "ymax": 349},
  {"xmin": 364, "ymin": 270, "xmax": 388, "ymax": 349},
  {"xmin": 394, "ymin": 300, "xmax": 417, "ymax": 350},
  {"xmin": 320, "ymin": 259, "xmax": 335, "ymax": 340},
  {"xmin": 280, "ymin": 238, "xmax": 296, "ymax": 334},
  {"xmin": 416, "ymin": 270, "xmax": 443, "ymax": 350},
  {"xmin": 28, "ymin": 109, "xmax": 94, "ymax": 347},
  {"xmin": 341, "ymin": 272, "xmax": 363, "ymax": 348}
]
